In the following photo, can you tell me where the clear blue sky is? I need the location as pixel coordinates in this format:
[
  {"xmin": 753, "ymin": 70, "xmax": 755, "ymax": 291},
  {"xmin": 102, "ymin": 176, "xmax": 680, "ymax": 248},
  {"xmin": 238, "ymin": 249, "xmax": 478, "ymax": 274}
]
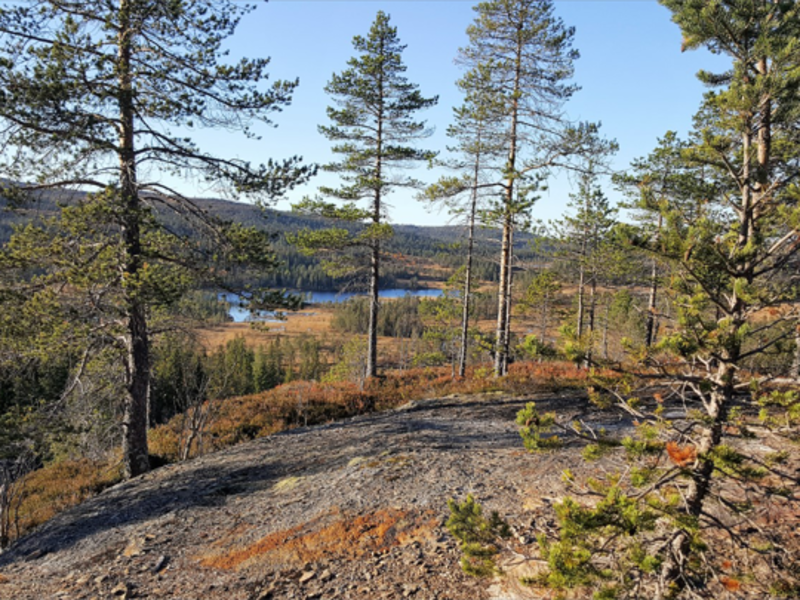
[{"xmin": 186, "ymin": 0, "xmax": 730, "ymax": 227}]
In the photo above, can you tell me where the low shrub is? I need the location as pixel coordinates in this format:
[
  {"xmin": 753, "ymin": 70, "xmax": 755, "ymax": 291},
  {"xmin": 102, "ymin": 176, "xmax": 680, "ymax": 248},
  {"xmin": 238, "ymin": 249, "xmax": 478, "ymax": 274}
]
[{"xmin": 13, "ymin": 457, "xmax": 123, "ymax": 540}]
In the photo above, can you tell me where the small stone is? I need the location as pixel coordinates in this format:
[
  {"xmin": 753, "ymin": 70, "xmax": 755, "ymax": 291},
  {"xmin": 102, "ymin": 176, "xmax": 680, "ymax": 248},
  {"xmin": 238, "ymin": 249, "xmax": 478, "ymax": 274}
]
[
  {"xmin": 111, "ymin": 581, "xmax": 130, "ymax": 597},
  {"xmin": 152, "ymin": 555, "xmax": 169, "ymax": 574},
  {"xmin": 94, "ymin": 574, "xmax": 109, "ymax": 585},
  {"xmin": 319, "ymin": 569, "xmax": 334, "ymax": 582},
  {"xmin": 298, "ymin": 570, "xmax": 316, "ymax": 584},
  {"xmin": 122, "ymin": 538, "xmax": 145, "ymax": 558}
]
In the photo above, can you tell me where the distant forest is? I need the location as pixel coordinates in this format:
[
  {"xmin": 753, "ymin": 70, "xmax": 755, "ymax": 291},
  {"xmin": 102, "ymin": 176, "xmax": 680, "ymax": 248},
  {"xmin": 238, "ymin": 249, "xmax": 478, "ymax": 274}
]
[{"xmin": 0, "ymin": 189, "xmax": 539, "ymax": 292}]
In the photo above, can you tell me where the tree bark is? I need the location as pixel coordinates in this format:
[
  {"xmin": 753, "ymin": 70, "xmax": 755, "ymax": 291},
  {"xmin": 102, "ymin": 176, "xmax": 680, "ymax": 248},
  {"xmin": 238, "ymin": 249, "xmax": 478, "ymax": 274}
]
[
  {"xmin": 458, "ymin": 149, "xmax": 480, "ymax": 378},
  {"xmin": 118, "ymin": 0, "xmax": 149, "ymax": 478},
  {"xmin": 494, "ymin": 211, "xmax": 513, "ymax": 377},
  {"xmin": 602, "ymin": 299, "xmax": 610, "ymax": 360},
  {"xmin": 0, "ymin": 476, "xmax": 8, "ymax": 549},
  {"xmin": 644, "ymin": 257, "xmax": 658, "ymax": 348},
  {"xmin": 656, "ymin": 372, "xmax": 730, "ymax": 600},
  {"xmin": 493, "ymin": 33, "xmax": 522, "ymax": 378},
  {"xmin": 366, "ymin": 40, "xmax": 385, "ymax": 382},
  {"xmin": 585, "ymin": 271, "xmax": 596, "ymax": 367},
  {"xmin": 366, "ymin": 239, "xmax": 380, "ymax": 379},
  {"xmin": 792, "ymin": 324, "xmax": 800, "ymax": 380},
  {"xmin": 575, "ymin": 239, "xmax": 586, "ymax": 339}
]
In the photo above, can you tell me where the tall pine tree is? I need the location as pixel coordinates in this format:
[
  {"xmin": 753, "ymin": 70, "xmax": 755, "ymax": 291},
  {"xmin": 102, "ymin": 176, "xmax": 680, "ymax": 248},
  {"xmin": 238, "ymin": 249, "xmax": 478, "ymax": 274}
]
[
  {"xmin": 516, "ymin": 2, "xmax": 800, "ymax": 597},
  {"xmin": 422, "ymin": 65, "xmax": 505, "ymax": 378},
  {"xmin": 458, "ymin": 0, "xmax": 612, "ymax": 376},
  {"xmin": 291, "ymin": 11, "xmax": 437, "ymax": 380},
  {"xmin": 0, "ymin": 0, "xmax": 313, "ymax": 478}
]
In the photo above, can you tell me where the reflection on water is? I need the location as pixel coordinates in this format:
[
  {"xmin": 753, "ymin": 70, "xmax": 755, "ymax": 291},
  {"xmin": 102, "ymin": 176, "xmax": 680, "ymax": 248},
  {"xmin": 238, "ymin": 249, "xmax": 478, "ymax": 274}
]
[{"xmin": 221, "ymin": 289, "xmax": 445, "ymax": 323}]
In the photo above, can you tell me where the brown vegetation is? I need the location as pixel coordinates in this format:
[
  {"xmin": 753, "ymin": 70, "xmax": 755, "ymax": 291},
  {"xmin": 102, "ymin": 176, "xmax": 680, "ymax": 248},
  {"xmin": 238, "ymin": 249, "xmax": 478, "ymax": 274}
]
[
  {"xmin": 199, "ymin": 508, "xmax": 439, "ymax": 570},
  {"xmin": 197, "ymin": 309, "xmax": 334, "ymax": 350}
]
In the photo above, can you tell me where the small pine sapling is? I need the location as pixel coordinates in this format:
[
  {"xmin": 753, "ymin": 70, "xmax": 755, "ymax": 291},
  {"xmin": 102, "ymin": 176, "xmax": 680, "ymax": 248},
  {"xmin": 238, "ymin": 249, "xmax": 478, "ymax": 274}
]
[{"xmin": 446, "ymin": 494, "xmax": 511, "ymax": 577}]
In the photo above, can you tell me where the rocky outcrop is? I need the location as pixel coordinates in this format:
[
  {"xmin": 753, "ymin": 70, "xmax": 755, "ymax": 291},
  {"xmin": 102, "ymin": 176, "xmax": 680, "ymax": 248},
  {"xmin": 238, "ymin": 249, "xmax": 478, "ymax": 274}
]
[{"xmin": 0, "ymin": 392, "xmax": 607, "ymax": 599}]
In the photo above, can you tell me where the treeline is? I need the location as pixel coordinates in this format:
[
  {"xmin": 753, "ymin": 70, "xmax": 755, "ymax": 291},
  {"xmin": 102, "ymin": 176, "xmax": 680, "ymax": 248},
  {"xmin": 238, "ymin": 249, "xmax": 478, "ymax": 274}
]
[
  {"xmin": 0, "ymin": 192, "xmax": 530, "ymax": 292},
  {"xmin": 151, "ymin": 334, "xmax": 324, "ymax": 426}
]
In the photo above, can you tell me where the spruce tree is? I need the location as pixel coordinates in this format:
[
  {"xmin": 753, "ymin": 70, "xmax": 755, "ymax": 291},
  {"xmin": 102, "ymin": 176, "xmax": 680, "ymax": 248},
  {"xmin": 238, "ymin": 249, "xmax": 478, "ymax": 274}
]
[
  {"xmin": 291, "ymin": 11, "xmax": 437, "ymax": 380},
  {"xmin": 0, "ymin": 0, "xmax": 313, "ymax": 478}
]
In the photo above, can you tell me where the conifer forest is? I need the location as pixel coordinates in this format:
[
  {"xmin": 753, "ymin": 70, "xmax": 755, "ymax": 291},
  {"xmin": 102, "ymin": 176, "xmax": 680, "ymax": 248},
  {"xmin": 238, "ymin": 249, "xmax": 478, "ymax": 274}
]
[{"xmin": 0, "ymin": 1, "xmax": 799, "ymax": 599}]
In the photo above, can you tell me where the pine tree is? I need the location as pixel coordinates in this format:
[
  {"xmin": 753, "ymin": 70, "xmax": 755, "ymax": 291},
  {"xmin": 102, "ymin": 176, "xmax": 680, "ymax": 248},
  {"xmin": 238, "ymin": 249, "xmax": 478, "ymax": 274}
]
[
  {"xmin": 291, "ymin": 11, "xmax": 437, "ymax": 379},
  {"xmin": 519, "ymin": 269, "xmax": 561, "ymax": 347},
  {"xmin": 518, "ymin": 2, "xmax": 800, "ymax": 598},
  {"xmin": 0, "ymin": 0, "xmax": 313, "ymax": 478},
  {"xmin": 614, "ymin": 132, "xmax": 702, "ymax": 348},
  {"xmin": 552, "ymin": 169, "xmax": 618, "ymax": 367},
  {"xmin": 422, "ymin": 65, "xmax": 504, "ymax": 378},
  {"xmin": 458, "ymin": 0, "xmax": 612, "ymax": 376}
]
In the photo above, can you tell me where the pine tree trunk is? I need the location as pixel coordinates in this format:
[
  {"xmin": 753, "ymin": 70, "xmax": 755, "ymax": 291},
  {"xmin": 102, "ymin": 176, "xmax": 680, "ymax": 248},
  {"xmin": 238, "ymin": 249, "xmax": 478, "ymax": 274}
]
[
  {"xmin": 602, "ymin": 299, "xmax": 610, "ymax": 360},
  {"xmin": 366, "ymin": 239, "xmax": 380, "ymax": 379},
  {"xmin": 645, "ymin": 214, "xmax": 662, "ymax": 348},
  {"xmin": 493, "ymin": 33, "xmax": 522, "ymax": 378},
  {"xmin": 585, "ymin": 273, "xmax": 596, "ymax": 368},
  {"xmin": 118, "ymin": 0, "xmax": 150, "ymax": 478},
  {"xmin": 791, "ymin": 324, "xmax": 800, "ymax": 380},
  {"xmin": 504, "ymin": 226, "xmax": 515, "ymax": 364},
  {"xmin": 576, "ymin": 261, "xmax": 585, "ymax": 339},
  {"xmin": 458, "ymin": 144, "xmax": 481, "ymax": 379},
  {"xmin": 0, "ymin": 477, "xmax": 8, "ymax": 549},
  {"xmin": 540, "ymin": 295, "xmax": 549, "ymax": 343},
  {"xmin": 656, "ymin": 372, "xmax": 730, "ymax": 600},
  {"xmin": 494, "ymin": 211, "xmax": 513, "ymax": 377},
  {"xmin": 644, "ymin": 257, "xmax": 658, "ymax": 348},
  {"xmin": 366, "ymin": 58, "xmax": 384, "ymax": 382}
]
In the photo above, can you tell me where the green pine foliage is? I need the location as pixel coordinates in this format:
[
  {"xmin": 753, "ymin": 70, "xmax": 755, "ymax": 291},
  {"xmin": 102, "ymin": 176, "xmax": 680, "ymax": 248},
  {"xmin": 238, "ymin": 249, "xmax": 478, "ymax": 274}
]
[
  {"xmin": 0, "ymin": 0, "xmax": 313, "ymax": 478},
  {"xmin": 503, "ymin": 2, "xmax": 800, "ymax": 598},
  {"xmin": 290, "ymin": 10, "xmax": 437, "ymax": 379},
  {"xmin": 446, "ymin": 494, "xmax": 511, "ymax": 577}
]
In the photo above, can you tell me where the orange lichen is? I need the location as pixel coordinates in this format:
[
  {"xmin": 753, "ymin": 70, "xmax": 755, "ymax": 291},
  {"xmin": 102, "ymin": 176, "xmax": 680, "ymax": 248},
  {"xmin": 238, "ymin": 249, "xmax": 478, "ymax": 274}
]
[
  {"xmin": 666, "ymin": 441, "xmax": 697, "ymax": 467},
  {"xmin": 199, "ymin": 508, "xmax": 438, "ymax": 571},
  {"xmin": 720, "ymin": 576, "xmax": 741, "ymax": 592}
]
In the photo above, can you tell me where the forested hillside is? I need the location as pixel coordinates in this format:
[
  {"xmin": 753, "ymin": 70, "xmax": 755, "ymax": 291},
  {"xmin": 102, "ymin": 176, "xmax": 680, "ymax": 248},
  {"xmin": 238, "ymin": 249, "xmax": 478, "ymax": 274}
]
[{"xmin": 0, "ymin": 190, "xmax": 536, "ymax": 291}]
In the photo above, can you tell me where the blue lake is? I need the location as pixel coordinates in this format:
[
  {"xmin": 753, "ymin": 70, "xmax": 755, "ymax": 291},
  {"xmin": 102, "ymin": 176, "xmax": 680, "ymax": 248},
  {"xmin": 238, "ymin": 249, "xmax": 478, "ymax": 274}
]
[{"xmin": 221, "ymin": 289, "xmax": 445, "ymax": 323}]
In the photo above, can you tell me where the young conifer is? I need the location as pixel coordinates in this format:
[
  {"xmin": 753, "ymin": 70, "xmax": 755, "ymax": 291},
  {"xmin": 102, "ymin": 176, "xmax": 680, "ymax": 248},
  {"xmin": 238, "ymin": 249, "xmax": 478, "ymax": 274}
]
[{"xmin": 514, "ymin": 2, "xmax": 800, "ymax": 598}]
